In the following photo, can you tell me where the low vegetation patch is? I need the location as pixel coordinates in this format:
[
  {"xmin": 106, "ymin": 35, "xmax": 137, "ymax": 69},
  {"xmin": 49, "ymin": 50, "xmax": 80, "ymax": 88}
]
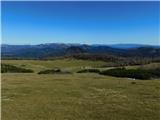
[
  {"xmin": 38, "ymin": 68, "xmax": 71, "ymax": 74},
  {"xmin": 100, "ymin": 67, "xmax": 160, "ymax": 80},
  {"xmin": 38, "ymin": 69, "xmax": 61, "ymax": 74},
  {"xmin": 148, "ymin": 68, "xmax": 160, "ymax": 78},
  {"xmin": 1, "ymin": 64, "xmax": 34, "ymax": 73},
  {"xmin": 77, "ymin": 69, "xmax": 100, "ymax": 73}
]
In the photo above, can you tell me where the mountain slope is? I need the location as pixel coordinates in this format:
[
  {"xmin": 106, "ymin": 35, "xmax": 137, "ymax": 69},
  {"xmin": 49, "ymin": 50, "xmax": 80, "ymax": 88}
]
[{"xmin": 1, "ymin": 43, "xmax": 160, "ymax": 59}]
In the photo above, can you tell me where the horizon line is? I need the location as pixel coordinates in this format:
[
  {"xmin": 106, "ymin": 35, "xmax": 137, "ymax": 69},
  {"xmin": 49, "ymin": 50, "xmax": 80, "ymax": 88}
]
[{"xmin": 1, "ymin": 42, "xmax": 160, "ymax": 46}]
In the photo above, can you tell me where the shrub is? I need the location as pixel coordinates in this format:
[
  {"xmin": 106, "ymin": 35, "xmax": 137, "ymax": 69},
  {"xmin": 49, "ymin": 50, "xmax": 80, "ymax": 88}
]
[
  {"xmin": 77, "ymin": 69, "xmax": 100, "ymax": 73},
  {"xmin": 38, "ymin": 69, "xmax": 61, "ymax": 74},
  {"xmin": 38, "ymin": 69, "xmax": 72, "ymax": 74},
  {"xmin": 131, "ymin": 81, "xmax": 136, "ymax": 84},
  {"xmin": 100, "ymin": 68, "xmax": 152, "ymax": 80},
  {"xmin": 148, "ymin": 68, "xmax": 160, "ymax": 78},
  {"xmin": 1, "ymin": 64, "xmax": 34, "ymax": 73}
]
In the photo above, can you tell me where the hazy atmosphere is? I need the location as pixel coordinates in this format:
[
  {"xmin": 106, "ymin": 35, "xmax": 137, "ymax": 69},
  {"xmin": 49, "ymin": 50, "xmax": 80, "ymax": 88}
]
[{"xmin": 2, "ymin": 1, "xmax": 159, "ymax": 45}]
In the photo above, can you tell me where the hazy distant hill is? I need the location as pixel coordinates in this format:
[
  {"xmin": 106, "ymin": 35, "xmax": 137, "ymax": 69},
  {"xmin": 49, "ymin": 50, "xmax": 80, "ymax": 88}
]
[
  {"xmin": 1, "ymin": 43, "xmax": 160, "ymax": 59},
  {"xmin": 109, "ymin": 44, "xmax": 160, "ymax": 49}
]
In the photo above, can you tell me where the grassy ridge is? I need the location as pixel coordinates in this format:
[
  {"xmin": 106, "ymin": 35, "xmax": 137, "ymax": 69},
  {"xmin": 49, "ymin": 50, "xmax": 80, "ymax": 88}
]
[
  {"xmin": 2, "ymin": 59, "xmax": 160, "ymax": 120},
  {"xmin": 2, "ymin": 59, "xmax": 107, "ymax": 72}
]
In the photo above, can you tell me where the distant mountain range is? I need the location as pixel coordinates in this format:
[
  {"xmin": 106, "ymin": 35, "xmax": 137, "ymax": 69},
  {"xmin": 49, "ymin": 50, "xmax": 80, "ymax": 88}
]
[
  {"xmin": 108, "ymin": 44, "xmax": 160, "ymax": 49},
  {"xmin": 1, "ymin": 43, "xmax": 160, "ymax": 59}
]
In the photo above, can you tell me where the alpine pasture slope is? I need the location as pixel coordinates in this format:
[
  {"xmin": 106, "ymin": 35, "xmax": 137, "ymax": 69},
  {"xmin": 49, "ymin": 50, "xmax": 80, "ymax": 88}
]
[{"xmin": 2, "ymin": 59, "xmax": 160, "ymax": 120}]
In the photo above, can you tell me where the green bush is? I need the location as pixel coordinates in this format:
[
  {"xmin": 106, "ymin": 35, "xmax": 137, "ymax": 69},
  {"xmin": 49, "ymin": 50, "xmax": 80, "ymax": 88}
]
[
  {"xmin": 148, "ymin": 68, "xmax": 160, "ymax": 78},
  {"xmin": 77, "ymin": 69, "xmax": 100, "ymax": 73},
  {"xmin": 38, "ymin": 69, "xmax": 61, "ymax": 74},
  {"xmin": 38, "ymin": 68, "xmax": 72, "ymax": 74},
  {"xmin": 100, "ymin": 68, "xmax": 153, "ymax": 80},
  {"xmin": 1, "ymin": 64, "xmax": 34, "ymax": 73}
]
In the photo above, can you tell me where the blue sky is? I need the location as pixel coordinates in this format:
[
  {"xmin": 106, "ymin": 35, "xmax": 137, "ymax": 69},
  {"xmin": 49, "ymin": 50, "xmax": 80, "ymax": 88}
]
[{"xmin": 2, "ymin": 1, "xmax": 160, "ymax": 45}]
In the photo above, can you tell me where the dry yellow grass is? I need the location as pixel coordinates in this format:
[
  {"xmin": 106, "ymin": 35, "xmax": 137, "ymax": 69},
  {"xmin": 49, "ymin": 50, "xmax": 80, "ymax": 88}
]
[{"xmin": 2, "ymin": 60, "xmax": 160, "ymax": 120}]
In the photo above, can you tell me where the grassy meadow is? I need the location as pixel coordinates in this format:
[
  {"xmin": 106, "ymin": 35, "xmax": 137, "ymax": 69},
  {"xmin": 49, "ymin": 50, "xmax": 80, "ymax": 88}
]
[
  {"xmin": 2, "ymin": 59, "xmax": 107, "ymax": 72},
  {"xmin": 1, "ymin": 59, "xmax": 160, "ymax": 120}
]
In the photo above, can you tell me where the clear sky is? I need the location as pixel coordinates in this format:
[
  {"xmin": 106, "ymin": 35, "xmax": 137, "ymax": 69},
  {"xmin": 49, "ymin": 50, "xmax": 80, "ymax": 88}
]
[{"xmin": 2, "ymin": 1, "xmax": 160, "ymax": 45}]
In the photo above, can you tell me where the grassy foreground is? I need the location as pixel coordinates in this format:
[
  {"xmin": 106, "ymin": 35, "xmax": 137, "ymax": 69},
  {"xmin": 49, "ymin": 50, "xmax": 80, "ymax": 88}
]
[{"xmin": 1, "ymin": 59, "xmax": 160, "ymax": 120}]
